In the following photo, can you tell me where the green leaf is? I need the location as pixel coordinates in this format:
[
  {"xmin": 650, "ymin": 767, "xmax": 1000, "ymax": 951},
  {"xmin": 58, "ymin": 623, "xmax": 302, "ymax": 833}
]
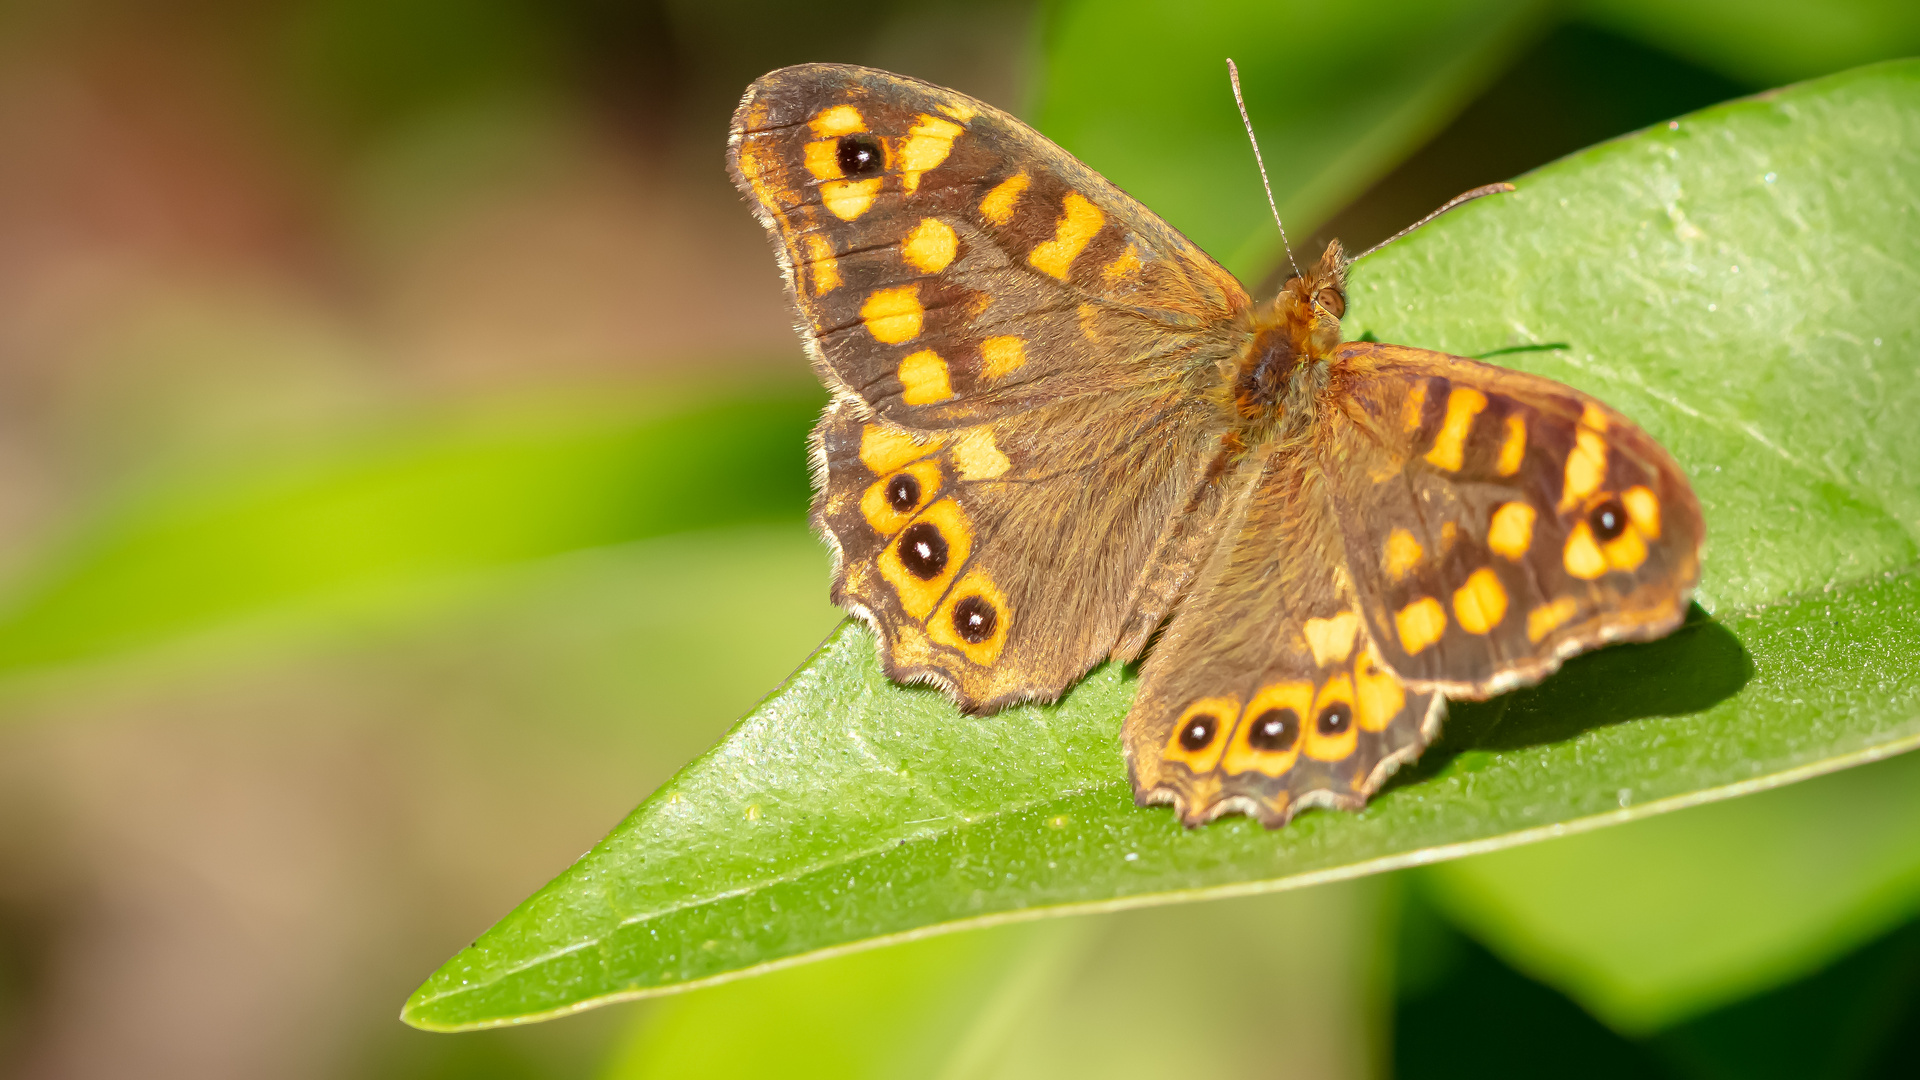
[
  {"xmin": 404, "ymin": 61, "xmax": 1920, "ymax": 1031},
  {"xmin": 1034, "ymin": 0, "xmax": 1552, "ymax": 280},
  {"xmin": 0, "ymin": 386, "xmax": 820, "ymax": 676}
]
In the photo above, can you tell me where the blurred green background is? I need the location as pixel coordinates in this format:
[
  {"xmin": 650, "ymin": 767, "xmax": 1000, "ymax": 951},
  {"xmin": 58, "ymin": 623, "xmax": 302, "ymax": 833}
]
[{"xmin": 0, "ymin": 1, "xmax": 1916, "ymax": 1077}]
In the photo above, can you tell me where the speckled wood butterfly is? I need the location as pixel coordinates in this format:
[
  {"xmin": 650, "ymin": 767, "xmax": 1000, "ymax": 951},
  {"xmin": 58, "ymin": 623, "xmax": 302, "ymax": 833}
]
[{"xmin": 727, "ymin": 64, "xmax": 1703, "ymax": 827}]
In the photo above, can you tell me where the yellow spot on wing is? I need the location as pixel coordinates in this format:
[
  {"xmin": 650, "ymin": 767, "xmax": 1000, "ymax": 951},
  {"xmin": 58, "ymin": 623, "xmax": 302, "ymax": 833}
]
[
  {"xmin": 897, "ymin": 349, "xmax": 952, "ymax": 404},
  {"xmin": 822, "ymin": 178, "xmax": 882, "ymax": 221},
  {"xmin": 1401, "ymin": 381, "xmax": 1429, "ymax": 432},
  {"xmin": 1386, "ymin": 528, "xmax": 1424, "ymax": 580},
  {"xmin": 1305, "ymin": 675, "xmax": 1358, "ymax": 762},
  {"xmin": 1561, "ymin": 428, "xmax": 1609, "ymax": 508},
  {"xmin": 1604, "ymin": 523, "xmax": 1649, "ymax": 572},
  {"xmin": 1453, "ymin": 568, "xmax": 1509, "ymax": 634},
  {"xmin": 937, "ymin": 100, "xmax": 976, "ymax": 122},
  {"xmin": 980, "ymin": 336, "xmax": 1026, "ymax": 379},
  {"xmin": 803, "ymin": 234, "xmax": 841, "ymax": 294},
  {"xmin": 859, "ymin": 424, "xmax": 939, "ymax": 475},
  {"xmin": 1581, "ymin": 402, "xmax": 1610, "ymax": 431},
  {"xmin": 951, "ymin": 428, "xmax": 1010, "ymax": 479},
  {"xmin": 1303, "ymin": 612, "xmax": 1361, "ymax": 667},
  {"xmin": 979, "ymin": 172, "xmax": 1028, "ymax": 225},
  {"xmin": 1166, "ymin": 696, "xmax": 1239, "ymax": 773},
  {"xmin": 898, "ymin": 115, "xmax": 963, "ymax": 193},
  {"xmin": 1223, "ymin": 682, "xmax": 1312, "ymax": 777},
  {"xmin": 1497, "ymin": 414, "xmax": 1527, "ymax": 475},
  {"xmin": 1424, "ymin": 387, "xmax": 1488, "ymax": 471},
  {"xmin": 1077, "ymin": 303, "xmax": 1103, "ymax": 343},
  {"xmin": 902, "ymin": 217, "xmax": 957, "ymax": 273},
  {"xmin": 802, "ymin": 139, "xmax": 843, "ymax": 180},
  {"xmin": 1488, "ymin": 502, "xmax": 1535, "ymax": 560},
  {"xmin": 734, "ymin": 144, "xmax": 789, "ymax": 212},
  {"xmin": 810, "ymin": 105, "xmax": 866, "ymax": 137},
  {"xmin": 1353, "ymin": 649, "xmax": 1405, "ymax": 733},
  {"xmin": 862, "ymin": 285, "xmax": 924, "ymax": 344},
  {"xmin": 1395, "ymin": 597, "xmax": 1447, "ymax": 655},
  {"xmin": 1563, "ymin": 520, "xmax": 1607, "ymax": 579},
  {"xmin": 1623, "ymin": 485, "xmax": 1661, "ymax": 538},
  {"xmin": 1528, "ymin": 596, "xmax": 1580, "ymax": 642},
  {"xmin": 1104, "ymin": 244, "xmax": 1142, "ymax": 280},
  {"xmin": 1029, "ymin": 192, "xmax": 1105, "ymax": 279}
]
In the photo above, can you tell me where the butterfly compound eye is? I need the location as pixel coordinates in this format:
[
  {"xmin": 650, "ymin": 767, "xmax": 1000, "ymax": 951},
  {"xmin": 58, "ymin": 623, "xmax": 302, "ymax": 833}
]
[
  {"xmin": 1315, "ymin": 288, "xmax": 1346, "ymax": 318},
  {"xmin": 1178, "ymin": 713, "xmax": 1219, "ymax": 752},
  {"xmin": 836, "ymin": 133, "xmax": 884, "ymax": 177},
  {"xmin": 1589, "ymin": 497, "xmax": 1629, "ymax": 542},
  {"xmin": 1247, "ymin": 708, "xmax": 1300, "ymax": 752}
]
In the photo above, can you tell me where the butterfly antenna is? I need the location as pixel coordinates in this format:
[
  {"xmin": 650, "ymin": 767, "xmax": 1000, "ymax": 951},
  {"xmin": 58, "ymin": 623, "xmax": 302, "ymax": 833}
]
[
  {"xmin": 1227, "ymin": 59, "xmax": 1300, "ymax": 280},
  {"xmin": 1351, "ymin": 182, "xmax": 1518, "ymax": 261}
]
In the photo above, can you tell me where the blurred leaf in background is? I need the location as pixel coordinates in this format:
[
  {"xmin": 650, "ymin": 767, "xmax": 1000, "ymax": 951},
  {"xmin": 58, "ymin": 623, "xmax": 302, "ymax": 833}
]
[
  {"xmin": 1034, "ymin": 0, "xmax": 1552, "ymax": 279},
  {"xmin": 0, "ymin": 387, "xmax": 818, "ymax": 675},
  {"xmin": 601, "ymin": 882, "xmax": 1387, "ymax": 1080}
]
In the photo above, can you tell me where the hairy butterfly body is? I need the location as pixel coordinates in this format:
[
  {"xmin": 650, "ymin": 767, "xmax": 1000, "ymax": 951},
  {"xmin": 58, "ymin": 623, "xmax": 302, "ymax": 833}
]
[{"xmin": 728, "ymin": 64, "xmax": 1703, "ymax": 827}]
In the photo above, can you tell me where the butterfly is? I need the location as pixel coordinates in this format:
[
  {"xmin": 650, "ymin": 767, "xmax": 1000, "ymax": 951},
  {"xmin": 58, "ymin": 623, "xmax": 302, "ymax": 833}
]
[{"xmin": 727, "ymin": 63, "xmax": 1703, "ymax": 827}]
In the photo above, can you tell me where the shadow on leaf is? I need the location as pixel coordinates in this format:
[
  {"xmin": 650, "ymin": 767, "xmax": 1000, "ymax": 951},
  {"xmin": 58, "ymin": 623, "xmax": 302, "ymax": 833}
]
[{"xmin": 1392, "ymin": 605, "xmax": 1753, "ymax": 786}]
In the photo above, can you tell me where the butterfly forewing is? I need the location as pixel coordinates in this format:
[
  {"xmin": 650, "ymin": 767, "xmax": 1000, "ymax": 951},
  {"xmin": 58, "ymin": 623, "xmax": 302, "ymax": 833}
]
[
  {"xmin": 1321, "ymin": 343, "xmax": 1705, "ymax": 697},
  {"xmin": 728, "ymin": 64, "xmax": 1250, "ymax": 429},
  {"xmin": 736, "ymin": 64, "xmax": 1255, "ymax": 711}
]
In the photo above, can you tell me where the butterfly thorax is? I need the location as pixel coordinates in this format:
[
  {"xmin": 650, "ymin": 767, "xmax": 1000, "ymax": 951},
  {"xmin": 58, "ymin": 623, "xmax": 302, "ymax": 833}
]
[{"xmin": 1231, "ymin": 241, "xmax": 1349, "ymax": 444}]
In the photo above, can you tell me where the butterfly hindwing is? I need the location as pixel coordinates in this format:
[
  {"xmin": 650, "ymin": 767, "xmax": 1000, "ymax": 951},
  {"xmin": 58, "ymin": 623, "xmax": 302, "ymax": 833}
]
[
  {"xmin": 814, "ymin": 396, "xmax": 1230, "ymax": 711},
  {"xmin": 729, "ymin": 64, "xmax": 1250, "ymax": 430},
  {"xmin": 1124, "ymin": 446, "xmax": 1444, "ymax": 827},
  {"xmin": 1320, "ymin": 342, "xmax": 1705, "ymax": 697}
]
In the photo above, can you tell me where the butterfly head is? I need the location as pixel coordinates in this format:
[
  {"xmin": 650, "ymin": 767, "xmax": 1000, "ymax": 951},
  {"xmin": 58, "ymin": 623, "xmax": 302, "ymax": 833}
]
[
  {"xmin": 1234, "ymin": 241, "xmax": 1350, "ymax": 420},
  {"xmin": 1280, "ymin": 239, "xmax": 1350, "ymax": 348}
]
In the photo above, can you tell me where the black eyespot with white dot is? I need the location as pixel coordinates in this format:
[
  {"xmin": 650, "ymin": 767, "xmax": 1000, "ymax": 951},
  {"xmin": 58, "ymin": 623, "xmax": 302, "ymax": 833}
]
[
  {"xmin": 897, "ymin": 521, "xmax": 948, "ymax": 580},
  {"xmin": 885, "ymin": 473, "xmax": 921, "ymax": 513},
  {"xmin": 1589, "ymin": 497, "xmax": 1628, "ymax": 542},
  {"xmin": 836, "ymin": 134, "xmax": 884, "ymax": 177},
  {"xmin": 1317, "ymin": 702, "xmax": 1352, "ymax": 738},
  {"xmin": 952, "ymin": 595, "xmax": 997, "ymax": 643},
  {"xmin": 1178, "ymin": 713, "xmax": 1219, "ymax": 752},
  {"xmin": 1247, "ymin": 708, "xmax": 1300, "ymax": 753}
]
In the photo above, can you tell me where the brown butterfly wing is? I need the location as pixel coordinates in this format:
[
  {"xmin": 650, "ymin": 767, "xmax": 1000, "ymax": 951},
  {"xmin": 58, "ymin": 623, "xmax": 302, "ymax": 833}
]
[
  {"xmin": 813, "ymin": 395, "xmax": 1235, "ymax": 711},
  {"xmin": 1320, "ymin": 341, "xmax": 1705, "ymax": 697},
  {"xmin": 1125, "ymin": 445, "xmax": 1445, "ymax": 827},
  {"xmin": 728, "ymin": 64, "xmax": 1250, "ymax": 428},
  {"xmin": 732, "ymin": 64, "xmax": 1252, "ymax": 709}
]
